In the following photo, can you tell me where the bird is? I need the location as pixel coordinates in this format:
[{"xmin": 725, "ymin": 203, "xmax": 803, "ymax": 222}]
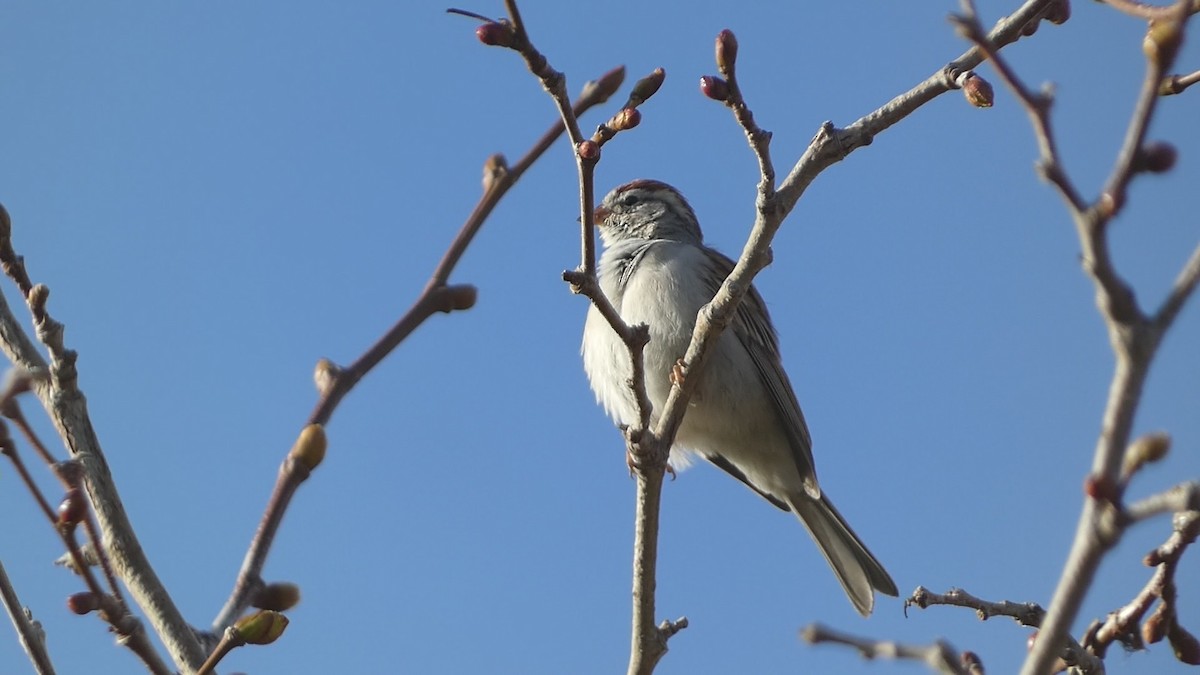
[{"xmin": 581, "ymin": 178, "xmax": 897, "ymax": 616}]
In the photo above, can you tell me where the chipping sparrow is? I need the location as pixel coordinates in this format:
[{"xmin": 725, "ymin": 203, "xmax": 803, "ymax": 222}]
[{"xmin": 581, "ymin": 179, "xmax": 898, "ymax": 616}]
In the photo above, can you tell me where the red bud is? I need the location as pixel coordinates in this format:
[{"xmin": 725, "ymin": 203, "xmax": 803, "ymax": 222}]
[
  {"xmin": 1083, "ymin": 474, "xmax": 1118, "ymax": 503},
  {"xmin": 612, "ymin": 108, "xmax": 641, "ymax": 131},
  {"xmin": 67, "ymin": 591, "xmax": 100, "ymax": 615},
  {"xmin": 476, "ymin": 22, "xmax": 514, "ymax": 48},
  {"xmin": 716, "ymin": 29, "xmax": 738, "ymax": 71},
  {"xmin": 700, "ymin": 75, "xmax": 729, "ymax": 102},
  {"xmin": 1139, "ymin": 142, "xmax": 1178, "ymax": 173},
  {"xmin": 1045, "ymin": 0, "xmax": 1071, "ymax": 25},
  {"xmin": 576, "ymin": 140, "xmax": 600, "ymax": 161},
  {"xmin": 57, "ymin": 488, "xmax": 86, "ymax": 528},
  {"xmin": 961, "ymin": 73, "xmax": 994, "ymax": 108}
]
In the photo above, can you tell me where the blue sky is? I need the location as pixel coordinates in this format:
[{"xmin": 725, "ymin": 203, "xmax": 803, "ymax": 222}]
[{"xmin": 0, "ymin": 2, "xmax": 1197, "ymax": 673}]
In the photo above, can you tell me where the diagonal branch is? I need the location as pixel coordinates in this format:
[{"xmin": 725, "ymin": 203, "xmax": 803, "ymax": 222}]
[
  {"xmin": 943, "ymin": 1, "xmax": 1200, "ymax": 673},
  {"xmin": 801, "ymin": 623, "xmax": 981, "ymax": 675},
  {"xmin": 211, "ymin": 67, "xmax": 624, "ymax": 633},
  {"xmin": 1159, "ymin": 67, "xmax": 1200, "ymax": 94},
  {"xmin": 0, "ymin": 560, "xmax": 55, "ymax": 675},
  {"xmin": 461, "ymin": 6, "xmax": 681, "ymax": 673},
  {"xmin": 0, "ymin": 206, "xmax": 205, "ymax": 671}
]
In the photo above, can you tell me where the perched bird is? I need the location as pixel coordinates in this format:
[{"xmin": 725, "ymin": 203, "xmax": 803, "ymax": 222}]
[{"xmin": 581, "ymin": 179, "xmax": 897, "ymax": 615}]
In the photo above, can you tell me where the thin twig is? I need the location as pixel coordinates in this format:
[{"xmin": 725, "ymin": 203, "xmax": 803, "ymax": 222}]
[
  {"xmin": 1099, "ymin": 0, "xmax": 1200, "ymax": 20},
  {"xmin": 1153, "ymin": 241, "xmax": 1200, "ymax": 330},
  {"xmin": 0, "ymin": 561, "xmax": 55, "ymax": 675},
  {"xmin": 1086, "ymin": 511, "xmax": 1200, "ymax": 658},
  {"xmin": 473, "ymin": 4, "xmax": 677, "ymax": 672},
  {"xmin": 1124, "ymin": 481, "xmax": 1200, "ymax": 524},
  {"xmin": 1000, "ymin": 0, "xmax": 1194, "ymax": 670},
  {"xmin": 906, "ymin": 586, "xmax": 1103, "ymax": 673},
  {"xmin": 772, "ymin": 0, "xmax": 1059, "ymax": 219},
  {"xmin": 1160, "ymin": 68, "xmax": 1200, "ymax": 94},
  {"xmin": 801, "ymin": 623, "xmax": 978, "ymax": 675},
  {"xmin": 212, "ymin": 65, "xmax": 624, "ymax": 633},
  {"xmin": 477, "ymin": 5, "xmax": 688, "ymax": 673},
  {"xmin": 306, "ymin": 64, "xmax": 623, "ymax": 427},
  {"xmin": 0, "ymin": 207, "xmax": 202, "ymax": 669}
]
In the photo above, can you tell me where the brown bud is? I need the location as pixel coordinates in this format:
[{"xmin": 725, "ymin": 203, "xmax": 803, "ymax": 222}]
[
  {"xmin": 961, "ymin": 72, "xmax": 994, "ymax": 108},
  {"xmin": 57, "ymin": 488, "xmax": 87, "ymax": 528},
  {"xmin": 446, "ymin": 284, "xmax": 477, "ymax": 311},
  {"xmin": 628, "ymin": 68, "xmax": 665, "ymax": 107},
  {"xmin": 1138, "ymin": 142, "xmax": 1178, "ymax": 174},
  {"xmin": 700, "ymin": 75, "xmax": 729, "ymax": 102},
  {"xmin": 289, "ymin": 424, "xmax": 327, "ymax": 471},
  {"xmin": 1083, "ymin": 473, "xmax": 1119, "ymax": 503},
  {"xmin": 1144, "ymin": 19, "xmax": 1184, "ymax": 65},
  {"xmin": 1143, "ymin": 605, "xmax": 1170, "ymax": 644},
  {"xmin": 1097, "ymin": 191, "xmax": 1122, "ymax": 219},
  {"xmin": 590, "ymin": 65, "xmax": 627, "ymax": 101},
  {"xmin": 254, "ymin": 582, "xmax": 302, "ymax": 612},
  {"xmin": 715, "ymin": 29, "xmax": 738, "ymax": 72},
  {"xmin": 1168, "ymin": 620, "xmax": 1200, "ymax": 665},
  {"xmin": 476, "ymin": 21, "xmax": 514, "ymax": 48},
  {"xmin": 313, "ymin": 358, "xmax": 341, "ymax": 396},
  {"xmin": 611, "ymin": 108, "xmax": 641, "ymax": 131},
  {"xmin": 67, "ymin": 591, "xmax": 100, "ymax": 615},
  {"xmin": 576, "ymin": 140, "xmax": 600, "ymax": 161},
  {"xmin": 481, "ymin": 153, "xmax": 508, "ymax": 192},
  {"xmin": 1044, "ymin": 0, "xmax": 1071, "ymax": 25},
  {"xmin": 1122, "ymin": 431, "xmax": 1171, "ymax": 477},
  {"xmin": 234, "ymin": 610, "xmax": 290, "ymax": 645},
  {"xmin": 1021, "ymin": 18, "xmax": 1039, "ymax": 36}
]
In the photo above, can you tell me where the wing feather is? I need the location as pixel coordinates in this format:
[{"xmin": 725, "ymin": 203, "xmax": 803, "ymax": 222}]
[{"xmin": 698, "ymin": 248, "xmax": 819, "ymax": 496}]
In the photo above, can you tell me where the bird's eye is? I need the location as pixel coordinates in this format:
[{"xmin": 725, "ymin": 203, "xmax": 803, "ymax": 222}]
[{"xmin": 621, "ymin": 194, "xmax": 640, "ymax": 207}]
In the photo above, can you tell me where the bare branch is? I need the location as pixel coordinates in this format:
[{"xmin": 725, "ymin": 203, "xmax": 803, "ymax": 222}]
[
  {"xmin": 772, "ymin": 0, "xmax": 1059, "ymax": 219},
  {"xmin": 0, "ymin": 213, "xmax": 201, "ymax": 670},
  {"xmin": 1153, "ymin": 241, "xmax": 1200, "ymax": 330},
  {"xmin": 801, "ymin": 623, "xmax": 979, "ymax": 675},
  {"xmin": 1124, "ymin": 482, "xmax": 1200, "ymax": 524},
  {"xmin": 469, "ymin": 4, "xmax": 684, "ymax": 672},
  {"xmin": 1098, "ymin": 0, "xmax": 1200, "ymax": 20},
  {"xmin": 906, "ymin": 586, "xmax": 1104, "ymax": 673},
  {"xmin": 0, "ymin": 561, "xmax": 55, "ymax": 675},
  {"xmin": 1085, "ymin": 511, "xmax": 1199, "ymax": 659},
  {"xmin": 984, "ymin": 1, "xmax": 1198, "ymax": 671},
  {"xmin": 1160, "ymin": 68, "xmax": 1200, "ymax": 94},
  {"xmin": 213, "ymin": 51, "xmax": 624, "ymax": 633},
  {"xmin": 306, "ymin": 63, "xmax": 624, "ymax": 428}
]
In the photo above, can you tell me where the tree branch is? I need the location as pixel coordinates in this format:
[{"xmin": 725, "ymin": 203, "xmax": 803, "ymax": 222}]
[
  {"xmin": 212, "ymin": 67, "xmax": 623, "ymax": 633},
  {"xmin": 942, "ymin": 2, "xmax": 1200, "ymax": 672},
  {"xmin": 0, "ymin": 205, "xmax": 204, "ymax": 671},
  {"xmin": 801, "ymin": 623, "xmax": 982, "ymax": 675},
  {"xmin": 0, "ymin": 561, "xmax": 55, "ymax": 675}
]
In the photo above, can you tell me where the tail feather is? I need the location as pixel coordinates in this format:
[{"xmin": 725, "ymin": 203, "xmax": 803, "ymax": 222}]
[{"xmin": 787, "ymin": 493, "xmax": 898, "ymax": 616}]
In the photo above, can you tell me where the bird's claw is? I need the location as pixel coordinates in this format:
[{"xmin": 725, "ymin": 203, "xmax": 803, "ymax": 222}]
[{"xmin": 669, "ymin": 358, "xmax": 687, "ymax": 387}]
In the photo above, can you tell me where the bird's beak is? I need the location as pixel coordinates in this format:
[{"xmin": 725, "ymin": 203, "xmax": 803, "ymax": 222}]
[{"xmin": 593, "ymin": 205, "xmax": 610, "ymax": 224}]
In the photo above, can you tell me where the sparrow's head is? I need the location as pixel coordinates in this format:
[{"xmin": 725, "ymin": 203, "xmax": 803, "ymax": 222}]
[{"xmin": 593, "ymin": 179, "xmax": 702, "ymax": 246}]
